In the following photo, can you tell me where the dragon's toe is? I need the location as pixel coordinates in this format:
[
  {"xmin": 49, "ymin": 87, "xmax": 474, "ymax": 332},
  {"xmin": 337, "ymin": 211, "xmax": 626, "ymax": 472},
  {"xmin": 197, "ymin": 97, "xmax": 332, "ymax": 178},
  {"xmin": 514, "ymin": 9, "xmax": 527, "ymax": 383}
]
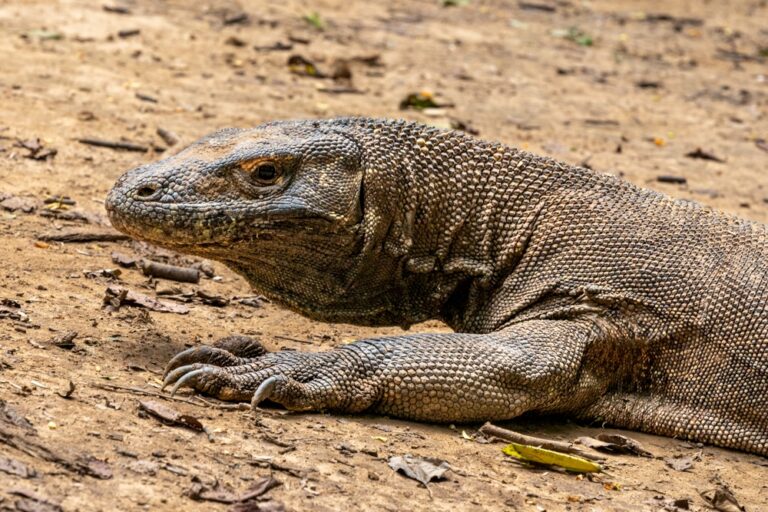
[
  {"xmin": 164, "ymin": 336, "xmax": 268, "ymax": 376},
  {"xmin": 163, "ymin": 362, "xmax": 268, "ymax": 401}
]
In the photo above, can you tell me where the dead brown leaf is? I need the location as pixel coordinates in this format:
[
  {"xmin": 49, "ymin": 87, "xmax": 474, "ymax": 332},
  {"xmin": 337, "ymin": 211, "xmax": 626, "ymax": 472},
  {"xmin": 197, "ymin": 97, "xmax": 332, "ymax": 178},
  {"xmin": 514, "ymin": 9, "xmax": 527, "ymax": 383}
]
[
  {"xmin": 701, "ymin": 487, "xmax": 745, "ymax": 512},
  {"xmin": 593, "ymin": 433, "xmax": 654, "ymax": 457},
  {"xmin": 138, "ymin": 400, "xmax": 204, "ymax": 431},
  {"xmin": 388, "ymin": 455, "xmax": 451, "ymax": 486},
  {"xmin": 15, "ymin": 138, "xmax": 57, "ymax": 160},
  {"xmin": 111, "ymin": 251, "xmax": 138, "ymax": 267},
  {"xmin": 664, "ymin": 452, "xmax": 701, "ymax": 472},
  {"xmin": 103, "ymin": 286, "xmax": 190, "ymax": 314}
]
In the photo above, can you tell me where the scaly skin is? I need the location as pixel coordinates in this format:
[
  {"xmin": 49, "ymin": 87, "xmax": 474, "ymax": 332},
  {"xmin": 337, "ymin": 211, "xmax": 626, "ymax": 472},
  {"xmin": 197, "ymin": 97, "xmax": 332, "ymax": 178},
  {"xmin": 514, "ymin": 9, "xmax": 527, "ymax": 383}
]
[{"xmin": 105, "ymin": 118, "xmax": 768, "ymax": 455}]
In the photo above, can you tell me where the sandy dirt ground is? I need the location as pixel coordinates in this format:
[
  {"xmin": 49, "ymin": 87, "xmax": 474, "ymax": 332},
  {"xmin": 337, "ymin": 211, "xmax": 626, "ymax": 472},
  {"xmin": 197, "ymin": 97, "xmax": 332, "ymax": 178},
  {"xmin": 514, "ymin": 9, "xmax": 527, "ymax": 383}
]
[{"xmin": 1, "ymin": 0, "xmax": 767, "ymax": 510}]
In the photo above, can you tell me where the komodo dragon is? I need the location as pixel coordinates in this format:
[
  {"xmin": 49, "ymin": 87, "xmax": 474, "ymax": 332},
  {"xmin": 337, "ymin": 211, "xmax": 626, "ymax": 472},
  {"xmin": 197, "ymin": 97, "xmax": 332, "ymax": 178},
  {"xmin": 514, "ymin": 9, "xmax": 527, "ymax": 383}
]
[{"xmin": 105, "ymin": 117, "xmax": 768, "ymax": 456}]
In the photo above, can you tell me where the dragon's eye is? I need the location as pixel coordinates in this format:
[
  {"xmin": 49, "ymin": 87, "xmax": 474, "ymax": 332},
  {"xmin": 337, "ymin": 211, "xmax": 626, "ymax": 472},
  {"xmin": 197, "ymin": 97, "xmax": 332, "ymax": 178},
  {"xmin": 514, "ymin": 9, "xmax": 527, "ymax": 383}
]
[
  {"xmin": 256, "ymin": 163, "xmax": 277, "ymax": 182},
  {"xmin": 241, "ymin": 160, "xmax": 281, "ymax": 185}
]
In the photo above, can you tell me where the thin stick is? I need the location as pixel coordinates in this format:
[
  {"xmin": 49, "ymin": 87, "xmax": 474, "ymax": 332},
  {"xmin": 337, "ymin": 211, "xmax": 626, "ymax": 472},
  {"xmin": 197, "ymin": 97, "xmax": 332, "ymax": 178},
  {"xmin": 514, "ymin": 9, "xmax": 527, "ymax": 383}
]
[
  {"xmin": 91, "ymin": 382, "xmax": 252, "ymax": 411},
  {"xmin": 78, "ymin": 138, "xmax": 148, "ymax": 152},
  {"xmin": 91, "ymin": 382, "xmax": 200, "ymax": 403},
  {"xmin": 479, "ymin": 422, "xmax": 603, "ymax": 461},
  {"xmin": 39, "ymin": 230, "xmax": 130, "ymax": 243}
]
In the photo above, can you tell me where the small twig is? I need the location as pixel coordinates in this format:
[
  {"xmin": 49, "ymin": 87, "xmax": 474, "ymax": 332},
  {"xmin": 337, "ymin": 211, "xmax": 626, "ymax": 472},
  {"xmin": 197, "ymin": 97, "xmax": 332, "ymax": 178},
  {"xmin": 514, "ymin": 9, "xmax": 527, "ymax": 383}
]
[
  {"xmin": 91, "ymin": 382, "xmax": 203, "ymax": 404},
  {"xmin": 194, "ymin": 396, "xmax": 250, "ymax": 410},
  {"xmin": 38, "ymin": 230, "xmax": 130, "ymax": 243},
  {"xmin": 156, "ymin": 127, "xmax": 179, "ymax": 146},
  {"xmin": 479, "ymin": 422, "xmax": 603, "ymax": 462},
  {"xmin": 77, "ymin": 138, "xmax": 148, "ymax": 152},
  {"xmin": 90, "ymin": 382, "xmax": 253, "ymax": 411}
]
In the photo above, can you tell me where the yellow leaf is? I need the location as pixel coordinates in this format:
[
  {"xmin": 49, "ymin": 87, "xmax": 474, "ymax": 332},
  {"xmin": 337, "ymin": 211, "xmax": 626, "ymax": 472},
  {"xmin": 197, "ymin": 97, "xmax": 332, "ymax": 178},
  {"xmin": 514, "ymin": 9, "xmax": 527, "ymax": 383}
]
[{"xmin": 502, "ymin": 443, "xmax": 601, "ymax": 473}]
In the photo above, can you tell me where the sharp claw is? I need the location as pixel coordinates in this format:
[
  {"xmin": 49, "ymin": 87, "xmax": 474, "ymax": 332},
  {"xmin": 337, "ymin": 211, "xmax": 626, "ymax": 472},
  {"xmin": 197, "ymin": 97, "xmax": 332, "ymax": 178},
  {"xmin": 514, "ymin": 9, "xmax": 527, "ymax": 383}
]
[
  {"xmin": 164, "ymin": 347, "xmax": 201, "ymax": 375},
  {"xmin": 251, "ymin": 376, "xmax": 279, "ymax": 409},
  {"xmin": 169, "ymin": 368, "xmax": 210, "ymax": 396},
  {"xmin": 163, "ymin": 364, "xmax": 207, "ymax": 389}
]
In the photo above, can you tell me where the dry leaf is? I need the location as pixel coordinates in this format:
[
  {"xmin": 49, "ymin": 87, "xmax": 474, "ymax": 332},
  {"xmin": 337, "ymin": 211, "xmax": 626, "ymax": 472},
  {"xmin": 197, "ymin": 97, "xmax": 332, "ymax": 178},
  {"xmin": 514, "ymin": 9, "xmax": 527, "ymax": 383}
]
[
  {"xmin": 664, "ymin": 452, "xmax": 700, "ymax": 472},
  {"xmin": 103, "ymin": 285, "xmax": 189, "ymax": 314},
  {"xmin": 701, "ymin": 487, "xmax": 744, "ymax": 512},
  {"xmin": 138, "ymin": 400, "xmax": 204, "ymax": 431},
  {"xmin": 503, "ymin": 443, "xmax": 602, "ymax": 473},
  {"xmin": 576, "ymin": 433, "xmax": 654, "ymax": 457},
  {"xmin": 388, "ymin": 455, "xmax": 451, "ymax": 486}
]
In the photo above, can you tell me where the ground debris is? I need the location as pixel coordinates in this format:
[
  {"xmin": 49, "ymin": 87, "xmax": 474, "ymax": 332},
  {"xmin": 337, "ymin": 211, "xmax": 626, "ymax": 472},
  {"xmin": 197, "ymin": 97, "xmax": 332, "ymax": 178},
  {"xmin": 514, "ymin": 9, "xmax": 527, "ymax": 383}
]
[
  {"xmin": 103, "ymin": 4, "xmax": 131, "ymax": 14},
  {"xmin": 518, "ymin": 2, "xmax": 556, "ymax": 12},
  {"xmin": 0, "ymin": 455, "xmax": 36, "ymax": 478},
  {"xmin": 388, "ymin": 455, "xmax": 451, "ymax": 486},
  {"xmin": 700, "ymin": 486, "xmax": 744, "ymax": 512},
  {"xmin": 111, "ymin": 251, "xmax": 138, "ymax": 268},
  {"xmin": 73, "ymin": 455, "xmax": 113, "ymax": 479},
  {"xmin": 664, "ymin": 451, "xmax": 701, "ymax": 472},
  {"xmin": 576, "ymin": 433, "xmax": 653, "ymax": 457},
  {"xmin": 656, "ymin": 175, "xmax": 687, "ymax": 184},
  {"xmin": 77, "ymin": 137, "xmax": 148, "ymax": 152},
  {"xmin": 47, "ymin": 331, "xmax": 77, "ymax": 350},
  {"xmin": 0, "ymin": 300, "xmax": 30, "ymax": 324},
  {"xmin": 8, "ymin": 488, "xmax": 62, "ymax": 512},
  {"xmin": 38, "ymin": 229, "xmax": 130, "ymax": 243},
  {"xmin": 249, "ymin": 459, "xmax": 306, "ymax": 479},
  {"xmin": 1, "ymin": 195, "xmax": 39, "ymax": 213},
  {"xmin": 14, "ymin": 138, "xmax": 57, "ymax": 160},
  {"xmin": 126, "ymin": 459, "xmax": 159, "ymax": 476},
  {"xmin": 0, "ymin": 400, "xmax": 34, "ymax": 430},
  {"xmin": 0, "ymin": 402, "xmax": 112, "ymax": 479},
  {"xmin": 103, "ymin": 285, "xmax": 190, "ymax": 314},
  {"xmin": 197, "ymin": 290, "xmax": 229, "ymax": 307},
  {"xmin": 84, "ymin": 268, "xmax": 122, "ymax": 280},
  {"xmin": 156, "ymin": 127, "xmax": 179, "ymax": 147},
  {"xmin": 685, "ymin": 147, "xmax": 725, "ymax": 163},
  {"xmin": 399, "ymin": 91, "xmax": 454, "ymax": 111},
  {"xmin": 233, "ymin": 296, "xmax": 266, "ymax": 308},
  {"xmin": 138, "ymin": 400, "xmax": 204, "ymax": 431},
  {"xmin": 287, "ymin": 55, "xmax": 324, "ymax": 78},
  {"xmin": 56, "ymin": 380, "xmax": 76, "ymax": 399},
  {"xmin": 503, "ymin": 442, "xmax": 602, "ymax": 473},
  {"xmin": 185, "ymin": 475, "xmax": 281, "ymax": 504},
  {"xmin": 230, "ymin": 500, "xmax": 285, "ymax": 512},
  {"xmin": 38, "ymin": 208, "xmax": 102, "ymax": 224},
  {"xmin": 479, "ymin": 422, "xmax": 602, "ymax": 461},
  {"xmin": 141, "ymin": 259, "xmax": 200, "ymax": 283}
]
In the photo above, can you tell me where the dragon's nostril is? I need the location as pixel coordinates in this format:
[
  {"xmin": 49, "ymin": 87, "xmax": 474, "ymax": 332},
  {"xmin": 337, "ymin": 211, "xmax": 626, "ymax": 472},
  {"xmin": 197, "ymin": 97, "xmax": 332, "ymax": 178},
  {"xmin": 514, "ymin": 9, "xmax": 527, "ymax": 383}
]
[{"xmin": 135, "ymin": 183, "xmax": 160, "ymax": 199}]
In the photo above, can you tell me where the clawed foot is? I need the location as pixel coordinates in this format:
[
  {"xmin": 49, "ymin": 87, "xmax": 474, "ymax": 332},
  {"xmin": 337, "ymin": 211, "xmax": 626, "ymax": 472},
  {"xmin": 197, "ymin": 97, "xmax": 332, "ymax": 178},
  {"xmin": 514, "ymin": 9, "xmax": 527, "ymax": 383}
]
[{"xmin": 162, "ymin": 336, "xmax": 370, "ymax": 412}]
